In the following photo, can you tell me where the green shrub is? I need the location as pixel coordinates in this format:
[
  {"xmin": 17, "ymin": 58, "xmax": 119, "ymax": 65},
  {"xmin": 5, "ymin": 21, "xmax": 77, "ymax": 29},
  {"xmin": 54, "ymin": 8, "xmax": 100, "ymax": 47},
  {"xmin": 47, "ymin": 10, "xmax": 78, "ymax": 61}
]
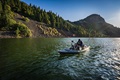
[
  {"xmin": 16, "ymin": 27, "xmax": 21, "ymax": 38},
  {"xmin": 25, "ymin": 17, "xmax": 30, "ymax": 22},
  {"xmin": 22, "ymin": 16, "xmax": 30, "ymax": 22},
  {"xmin": 14, "ymin": 22, "xmax": 32, "ymax": 37},
  {"xmin": 9, "ymin": 19, "xmax": 16, "ymax": 30},
  {"xmin": 9, "ymin": 19, "xmax": 16, "ymax": 25}
]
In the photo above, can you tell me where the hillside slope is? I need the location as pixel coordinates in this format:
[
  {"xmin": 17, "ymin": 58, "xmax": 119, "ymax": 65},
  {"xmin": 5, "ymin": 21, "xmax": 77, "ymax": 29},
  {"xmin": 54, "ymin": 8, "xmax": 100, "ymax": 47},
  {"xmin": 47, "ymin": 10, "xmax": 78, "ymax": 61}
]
[{"xmin": 0, "ymin": 13, "xmax": 67, "ymax": 38}]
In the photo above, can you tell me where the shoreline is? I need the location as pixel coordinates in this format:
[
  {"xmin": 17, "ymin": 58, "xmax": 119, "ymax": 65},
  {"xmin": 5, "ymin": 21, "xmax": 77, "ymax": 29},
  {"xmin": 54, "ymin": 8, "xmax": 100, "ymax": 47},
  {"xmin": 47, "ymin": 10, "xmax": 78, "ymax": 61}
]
[
  {"xmin": 0, "ymin": 31, "xmax": 16, "ymax": 38},
  {"xmin": 0, "ymin": 31, "xmax": 65, "ymax": 38},
  {"xmin": 1, "ymin": 31, "xmax": 120, "ymax": 38}
]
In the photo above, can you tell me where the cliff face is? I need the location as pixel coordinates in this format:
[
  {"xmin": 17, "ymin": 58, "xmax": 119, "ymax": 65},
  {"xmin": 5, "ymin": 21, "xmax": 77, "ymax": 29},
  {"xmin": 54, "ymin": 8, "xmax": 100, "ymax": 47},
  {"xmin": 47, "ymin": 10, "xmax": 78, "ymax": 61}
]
[{"xmin": 73, "ymin": 14, "xmax": 120, "ymax": 37}]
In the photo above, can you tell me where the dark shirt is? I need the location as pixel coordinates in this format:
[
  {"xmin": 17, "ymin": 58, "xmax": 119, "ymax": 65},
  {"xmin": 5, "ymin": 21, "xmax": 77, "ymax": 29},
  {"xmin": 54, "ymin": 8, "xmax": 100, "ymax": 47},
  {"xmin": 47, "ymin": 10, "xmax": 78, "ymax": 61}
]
[{"xmin": 77, "ymin": 40, "xmax": 83, "ymax": 46}]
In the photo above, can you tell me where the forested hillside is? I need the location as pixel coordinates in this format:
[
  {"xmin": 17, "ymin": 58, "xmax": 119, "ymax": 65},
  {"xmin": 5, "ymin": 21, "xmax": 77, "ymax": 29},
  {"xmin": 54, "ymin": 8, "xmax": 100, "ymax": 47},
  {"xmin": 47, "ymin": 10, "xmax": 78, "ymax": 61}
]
[
  {"xmin": 0, "ymin": 0, "xmax": 120, "ymax": 38},
  {"xmin": 0, "ymin": 0, "xmax": 95, "ymax": 37}
]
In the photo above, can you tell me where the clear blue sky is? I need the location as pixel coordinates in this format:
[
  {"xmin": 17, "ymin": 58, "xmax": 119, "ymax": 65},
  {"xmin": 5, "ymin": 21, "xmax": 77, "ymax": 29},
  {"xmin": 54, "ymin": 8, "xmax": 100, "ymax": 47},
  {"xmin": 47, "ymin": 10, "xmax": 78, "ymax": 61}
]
[{"xmin": 21, "ymin": 0, "xmax": 120, "ymax": 27}]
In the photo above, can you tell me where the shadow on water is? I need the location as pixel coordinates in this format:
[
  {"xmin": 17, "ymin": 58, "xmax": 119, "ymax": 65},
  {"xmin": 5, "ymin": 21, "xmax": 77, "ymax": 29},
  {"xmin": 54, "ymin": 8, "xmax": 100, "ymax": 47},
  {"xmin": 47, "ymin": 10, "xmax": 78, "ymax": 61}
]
[
  {"xmin": 58, "ymin": 54, "xmax": 75, "ymax": 60},
  {"xmin": 58, "ymin": 52, "xmax": 86, "ymax": 60}
]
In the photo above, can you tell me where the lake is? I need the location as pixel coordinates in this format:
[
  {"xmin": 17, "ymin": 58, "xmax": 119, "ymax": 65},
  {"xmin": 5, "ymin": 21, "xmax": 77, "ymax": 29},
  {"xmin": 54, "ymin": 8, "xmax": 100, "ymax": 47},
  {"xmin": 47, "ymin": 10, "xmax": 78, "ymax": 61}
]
[{"xmin": 0, "ymin": 38, "xmax": 120, "ymax": 80}]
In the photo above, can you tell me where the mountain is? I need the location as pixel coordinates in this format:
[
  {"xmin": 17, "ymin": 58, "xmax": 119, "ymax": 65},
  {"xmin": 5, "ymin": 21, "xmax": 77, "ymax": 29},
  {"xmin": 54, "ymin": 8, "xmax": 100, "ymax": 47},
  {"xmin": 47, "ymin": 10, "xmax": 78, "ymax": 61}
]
[{"xmin": 73, "ymin": 14, "xmax": 120, "ymax": 37}]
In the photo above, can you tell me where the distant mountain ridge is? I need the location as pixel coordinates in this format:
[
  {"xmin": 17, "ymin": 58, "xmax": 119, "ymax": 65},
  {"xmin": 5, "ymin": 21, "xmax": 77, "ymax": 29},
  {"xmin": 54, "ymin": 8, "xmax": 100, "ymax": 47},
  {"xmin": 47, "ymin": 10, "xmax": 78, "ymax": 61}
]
[{"xmin": 73, "ymin": 14, "xmax": 120, "ymax": 37}]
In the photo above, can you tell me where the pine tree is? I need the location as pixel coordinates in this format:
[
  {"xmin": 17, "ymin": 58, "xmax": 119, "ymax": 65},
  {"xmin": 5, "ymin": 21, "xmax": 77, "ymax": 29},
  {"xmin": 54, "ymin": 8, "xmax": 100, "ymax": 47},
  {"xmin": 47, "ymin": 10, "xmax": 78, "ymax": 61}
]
[
  {"xmin": 56, "ymin": 16, "xmax": 60, "ymax": 28},
  {"xmin": 43, "ymin": 13, "xmax": 50, "ymax": 25},
  {"xmin": 49, "ymin": 12, "xmax": 56, "ymax": 27},
  {"xmin": 0, "ymin": 1, "xmax": 2, "ymax": 12},
  {"xmin": 10, "ymin": 0, "xmax": 15, "ymax": 8},
  {"xmin": 15, "ymin": 0, "xmax": 21, "ymax": 12}
]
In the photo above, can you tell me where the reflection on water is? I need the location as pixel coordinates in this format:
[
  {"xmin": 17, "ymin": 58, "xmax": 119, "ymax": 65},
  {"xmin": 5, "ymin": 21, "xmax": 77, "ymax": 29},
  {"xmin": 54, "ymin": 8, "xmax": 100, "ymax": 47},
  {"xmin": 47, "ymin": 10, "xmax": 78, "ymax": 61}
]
[{"xmin": 0, "ymin": 38, "xmax": 120, "ymax": 80}]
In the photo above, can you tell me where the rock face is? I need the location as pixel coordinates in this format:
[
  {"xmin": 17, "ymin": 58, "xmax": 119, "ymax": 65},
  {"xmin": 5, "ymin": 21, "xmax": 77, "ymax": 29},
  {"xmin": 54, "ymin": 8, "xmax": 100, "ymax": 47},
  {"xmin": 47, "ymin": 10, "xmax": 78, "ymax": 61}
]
[{"xmin": 73, "ymin": 14, "xmax": 120, "ymax": 37}]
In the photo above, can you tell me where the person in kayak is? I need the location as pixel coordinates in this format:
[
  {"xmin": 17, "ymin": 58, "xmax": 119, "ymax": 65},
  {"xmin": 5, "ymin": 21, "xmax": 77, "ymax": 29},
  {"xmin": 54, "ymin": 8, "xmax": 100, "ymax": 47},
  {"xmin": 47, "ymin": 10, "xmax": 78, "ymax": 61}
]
[
  {"xmin": 70, "ymin": 40, "xmax": 75, "ymax": 50},
  {"xmin": 77, "ymin": 39, "xmax": 84, "ymax": 50}
]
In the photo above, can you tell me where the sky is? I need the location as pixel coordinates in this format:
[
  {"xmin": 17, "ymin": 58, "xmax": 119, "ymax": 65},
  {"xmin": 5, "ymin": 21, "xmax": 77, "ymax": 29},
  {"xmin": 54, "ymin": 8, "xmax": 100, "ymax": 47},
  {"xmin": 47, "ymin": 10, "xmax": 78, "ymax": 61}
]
[{"xmin": 21, "ymin": 0, "xmax": 120, "ymax": 27}]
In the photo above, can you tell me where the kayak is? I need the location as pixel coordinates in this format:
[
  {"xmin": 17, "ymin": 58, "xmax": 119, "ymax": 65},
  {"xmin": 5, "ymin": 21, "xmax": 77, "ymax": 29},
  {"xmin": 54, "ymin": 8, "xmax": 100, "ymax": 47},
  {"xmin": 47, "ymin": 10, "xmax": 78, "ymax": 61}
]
[{"xmin": 58, "ymin": 46, "xmax": 90, "ymax": 54}]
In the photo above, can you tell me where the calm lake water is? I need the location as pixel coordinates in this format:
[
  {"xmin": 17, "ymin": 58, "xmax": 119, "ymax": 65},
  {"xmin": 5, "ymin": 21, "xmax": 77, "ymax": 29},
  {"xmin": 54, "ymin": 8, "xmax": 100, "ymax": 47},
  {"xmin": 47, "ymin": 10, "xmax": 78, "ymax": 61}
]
[{"xmin": 0, "ymin": 38, "xmax": 120, "ymax": 80}]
